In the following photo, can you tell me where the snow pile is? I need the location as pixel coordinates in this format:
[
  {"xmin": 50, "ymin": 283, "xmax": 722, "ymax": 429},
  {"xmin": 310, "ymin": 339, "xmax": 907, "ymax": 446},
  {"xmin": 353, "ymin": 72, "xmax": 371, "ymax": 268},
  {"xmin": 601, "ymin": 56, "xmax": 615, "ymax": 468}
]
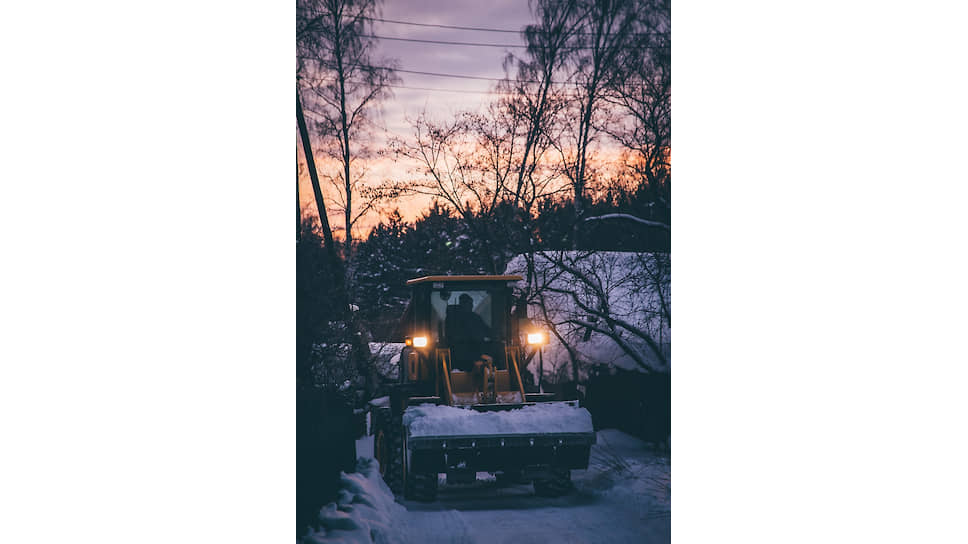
[
  {"xmin": 504, "ymin": 251, "xmax": 670, "ymax": 379},
  {"xmin": 403, "ymin": 402, "xmax": 594, "ymax": 438},
  {"xmin": 301, "ymin": 457, "xmax": 407, "ymax": 544}
]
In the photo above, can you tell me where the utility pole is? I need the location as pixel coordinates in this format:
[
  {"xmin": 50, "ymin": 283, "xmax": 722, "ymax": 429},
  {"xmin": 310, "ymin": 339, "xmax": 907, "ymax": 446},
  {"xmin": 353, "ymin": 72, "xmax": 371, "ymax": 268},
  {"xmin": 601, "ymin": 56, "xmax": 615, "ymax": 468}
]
[
  {"xmin": 297, "ymin": 89, "xmax": 338, "ymax": 261},
  {"xmin": 296, "ymin": 166, "xmax": 301, "ymax": 243}
]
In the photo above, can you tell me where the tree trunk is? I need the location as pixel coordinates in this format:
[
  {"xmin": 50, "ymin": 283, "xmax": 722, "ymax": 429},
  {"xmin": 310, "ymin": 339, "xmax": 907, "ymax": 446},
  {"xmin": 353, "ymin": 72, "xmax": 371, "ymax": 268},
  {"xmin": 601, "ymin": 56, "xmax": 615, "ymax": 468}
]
[
  {"xmin": 340, "ymin": 86, "xmax": 353, "ymax": 257},
  {"xmin": 334, "ymin": 24, "xmax": 353, "ymax": 259}
]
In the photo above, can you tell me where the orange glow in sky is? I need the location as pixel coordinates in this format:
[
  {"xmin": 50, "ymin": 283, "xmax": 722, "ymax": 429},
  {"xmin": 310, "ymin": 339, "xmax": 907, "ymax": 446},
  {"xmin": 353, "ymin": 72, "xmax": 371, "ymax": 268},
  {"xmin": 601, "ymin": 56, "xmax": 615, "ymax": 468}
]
[{"xmin": 297, "ymin": 1, "xmax": 640, "ymax": 242}]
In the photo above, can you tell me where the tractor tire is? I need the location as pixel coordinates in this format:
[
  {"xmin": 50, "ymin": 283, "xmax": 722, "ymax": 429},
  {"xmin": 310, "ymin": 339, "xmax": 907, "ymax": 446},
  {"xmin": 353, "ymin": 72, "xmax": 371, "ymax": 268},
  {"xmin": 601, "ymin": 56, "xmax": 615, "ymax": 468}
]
[
  {"xmin": 533, "ymin": 468, "xmax": 573, "ymax": 497},
  {"xmin": 371, "ymin": 407, "xmax": 404, "ymax": 494},
  {"xmin": 405, "ymin": 471, "xmax": 439, "ymax": 502}
]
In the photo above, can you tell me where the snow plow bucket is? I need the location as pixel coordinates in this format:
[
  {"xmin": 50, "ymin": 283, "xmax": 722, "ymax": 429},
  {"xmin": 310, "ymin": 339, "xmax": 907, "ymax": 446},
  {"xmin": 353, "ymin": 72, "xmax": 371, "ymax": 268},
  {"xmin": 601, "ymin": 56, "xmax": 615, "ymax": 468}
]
[{"xmin": 402, "ymin": 401, "xmax": 596, "ymax": 487}]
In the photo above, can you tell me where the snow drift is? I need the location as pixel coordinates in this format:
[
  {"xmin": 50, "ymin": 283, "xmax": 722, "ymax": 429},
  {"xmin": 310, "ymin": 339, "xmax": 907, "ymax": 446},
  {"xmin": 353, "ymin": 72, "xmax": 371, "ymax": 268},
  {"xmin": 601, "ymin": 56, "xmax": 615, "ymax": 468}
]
[{"xmin": 301, "ymin": 457, "xmax": 407, "ymax": 544}]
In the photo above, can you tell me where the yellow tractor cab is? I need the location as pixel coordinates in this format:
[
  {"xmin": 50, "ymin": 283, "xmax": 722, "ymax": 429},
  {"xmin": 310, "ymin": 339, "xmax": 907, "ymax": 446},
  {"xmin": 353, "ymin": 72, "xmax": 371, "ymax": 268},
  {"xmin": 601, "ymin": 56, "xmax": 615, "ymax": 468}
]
[
  {"xmin": 400, "ymin": 275, "xmax": 531, "ymax": 407},
  {"xmin": 370, "ymin": 275, "xmax": 595, "ymax": 501}
]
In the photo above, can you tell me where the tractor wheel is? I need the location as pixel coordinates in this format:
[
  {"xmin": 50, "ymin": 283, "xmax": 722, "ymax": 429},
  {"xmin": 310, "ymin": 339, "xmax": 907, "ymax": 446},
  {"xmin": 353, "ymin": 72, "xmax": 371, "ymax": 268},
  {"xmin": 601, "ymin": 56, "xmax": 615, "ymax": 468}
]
[
  {"xmin": 533, "ymin": 468, "xmax": 572, "ymax": 497},
  {"xmin": 405, "ymin": 470, "xmax": 438, "ymax": 502},
  {"xmin": 371, "ymin": 407, "xmax": 404, "ymax": 494}
]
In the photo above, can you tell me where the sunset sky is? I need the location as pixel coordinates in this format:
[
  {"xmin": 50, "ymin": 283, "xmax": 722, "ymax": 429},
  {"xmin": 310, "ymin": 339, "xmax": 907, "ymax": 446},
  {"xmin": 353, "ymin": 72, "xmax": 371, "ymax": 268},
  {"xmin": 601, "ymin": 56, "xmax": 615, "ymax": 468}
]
[{"xmin": 298, "ymin": 0, "xmax": 545, "ymax": 238}]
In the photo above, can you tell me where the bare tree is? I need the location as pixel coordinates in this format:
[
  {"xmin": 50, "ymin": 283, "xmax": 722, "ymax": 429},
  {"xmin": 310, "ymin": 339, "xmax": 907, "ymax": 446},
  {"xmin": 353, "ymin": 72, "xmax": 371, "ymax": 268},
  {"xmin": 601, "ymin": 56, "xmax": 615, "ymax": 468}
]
[
  {"xmin": 501, "ymin": 0, "xmax": 583, "ymax": 213},
  {"xmin": 602, "ymin": 0, "xmax": 671, "ymax": 211},
  {"xmin": 552, "ymin": 251, "xmax": 669, "ymax": 371},
  {"xmin": 388, "ymin": 105, "xmax": 524, "ymax": 273},
  {"xmin": 509, "ymin": 250, "xmax": 670, "ymax": 383},
  {"xmin": 297, "ymin": 0, "xmax": 398, "ymax": 256},
  {"xmin": 297, "ymin": 0, "xmax": 384, "ymax": 395},
  {"xmin": 555, "ymin": 0, "xmax": 641, "ymax": 245}
]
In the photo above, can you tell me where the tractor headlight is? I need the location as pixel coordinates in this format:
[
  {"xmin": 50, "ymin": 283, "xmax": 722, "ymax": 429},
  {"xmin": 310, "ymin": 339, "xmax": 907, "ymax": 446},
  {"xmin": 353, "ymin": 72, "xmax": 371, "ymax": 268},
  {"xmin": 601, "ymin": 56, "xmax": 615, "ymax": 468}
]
[{"xmin": 413, "ymin": 336, "xmax": 429, "ymax": 348}]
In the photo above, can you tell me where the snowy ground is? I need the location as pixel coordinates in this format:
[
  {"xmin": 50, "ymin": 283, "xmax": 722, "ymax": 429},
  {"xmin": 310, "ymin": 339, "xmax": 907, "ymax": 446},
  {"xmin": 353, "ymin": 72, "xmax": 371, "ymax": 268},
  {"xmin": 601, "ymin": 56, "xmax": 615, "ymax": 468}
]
[{"xmin": 309, "ymin": 429, "xmax": 669, "ymax": 543}]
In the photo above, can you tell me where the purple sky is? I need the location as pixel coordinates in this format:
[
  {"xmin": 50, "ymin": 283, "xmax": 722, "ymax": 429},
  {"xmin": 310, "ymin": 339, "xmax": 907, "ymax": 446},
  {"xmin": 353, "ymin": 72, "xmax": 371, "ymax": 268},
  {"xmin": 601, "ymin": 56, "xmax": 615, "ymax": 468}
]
[{"xmin": 370, "ymin": 0, "xmax": 535, "ymax": 137}]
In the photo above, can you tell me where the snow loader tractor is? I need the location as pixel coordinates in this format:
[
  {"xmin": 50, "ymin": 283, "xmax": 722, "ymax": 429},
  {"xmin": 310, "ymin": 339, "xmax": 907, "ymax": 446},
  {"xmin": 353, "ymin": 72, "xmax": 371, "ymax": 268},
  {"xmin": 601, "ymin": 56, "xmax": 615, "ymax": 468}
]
[{"xmin": 370, "ymin": 275, "xmax": 596, "ymax": 501}]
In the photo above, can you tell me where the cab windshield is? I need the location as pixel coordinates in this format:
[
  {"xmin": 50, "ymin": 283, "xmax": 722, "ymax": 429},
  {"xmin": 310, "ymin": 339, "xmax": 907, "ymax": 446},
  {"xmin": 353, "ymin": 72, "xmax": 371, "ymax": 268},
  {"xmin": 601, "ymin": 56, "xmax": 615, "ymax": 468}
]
[{"xmin": 430, "ymin": 289, "xmax": 492, "ymax": 344}]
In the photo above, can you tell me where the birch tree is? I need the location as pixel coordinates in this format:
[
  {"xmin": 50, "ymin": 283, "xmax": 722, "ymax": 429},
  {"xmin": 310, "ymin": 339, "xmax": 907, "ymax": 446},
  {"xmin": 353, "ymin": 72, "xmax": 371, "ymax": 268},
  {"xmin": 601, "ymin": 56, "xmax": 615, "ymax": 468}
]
[
  {"xmin": 297, "ymin": 0, "xmax": 398, "ymax": 256},
  {"xmin": 557, "ymin": 0, "xmax": 641, "ymax": 245}
]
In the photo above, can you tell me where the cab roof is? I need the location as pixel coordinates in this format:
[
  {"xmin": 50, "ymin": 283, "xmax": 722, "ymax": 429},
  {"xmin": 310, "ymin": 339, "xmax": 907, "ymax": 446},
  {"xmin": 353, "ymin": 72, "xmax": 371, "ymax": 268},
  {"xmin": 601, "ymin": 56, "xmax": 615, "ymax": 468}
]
[{"xmin": 405, "ymin": 274, "xmax": 523, "ymax": 286}]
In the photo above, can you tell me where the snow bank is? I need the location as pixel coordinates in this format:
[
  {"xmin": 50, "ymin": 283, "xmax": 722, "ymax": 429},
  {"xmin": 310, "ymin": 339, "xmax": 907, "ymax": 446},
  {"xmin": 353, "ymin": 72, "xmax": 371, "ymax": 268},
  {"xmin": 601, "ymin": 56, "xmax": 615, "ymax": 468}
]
[
  {"xmin": 301, "ymin": 457, "xmax": 407, "ymax": 544},
  {"xmin": 403, "ymin": 402, "xmax": 594, "ymax": 438}
]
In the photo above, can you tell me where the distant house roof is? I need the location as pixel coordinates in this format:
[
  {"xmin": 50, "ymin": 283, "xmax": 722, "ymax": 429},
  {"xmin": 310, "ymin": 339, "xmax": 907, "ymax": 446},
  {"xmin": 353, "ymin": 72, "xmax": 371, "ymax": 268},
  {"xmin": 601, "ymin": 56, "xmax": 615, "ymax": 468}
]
[{"xmin": 405, "ymin": 275, "xmax": 523, "ymax": 286}]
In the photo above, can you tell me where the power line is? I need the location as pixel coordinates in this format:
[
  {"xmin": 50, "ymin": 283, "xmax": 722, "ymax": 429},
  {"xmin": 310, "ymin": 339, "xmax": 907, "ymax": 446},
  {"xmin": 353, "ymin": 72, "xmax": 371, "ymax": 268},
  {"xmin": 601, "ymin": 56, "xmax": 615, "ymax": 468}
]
[
  {"xmin": 381, "ymin": 83, "xmax": 593, "ymax": 97},
  {"xmin": 360, "ymin": 15, "xmax": 521, "ymax": 34},
  {"xmin": 391, "ymin": 68, "xmax": 656, "ymax": 89},
  {"xmin": 361, "ymin": 34, "xmax": 528, "ymax": 48},
  {"xmin": 361, "ymin": 33, "xmax": 666, "ymax": 50},
  {"xmin": 387, "ymin": 84, "xmax": 506, "ymax": 95},
  {"xmin": 359, "ymin": 15, "xmax": 670, "ymax": 37},
  {"xmin": 394, "ymin": 67, "xmax": 509, "ymax": 82},
  {"xmin": 300, "ymin": 56, "xmax": 513, "ymax": 82},
  {"xmin": 308, "ymin": 80, "xmax": 607, "ymax": 97},
  {"xmin": 360, "ymin": 34, "xmax": 668, "ymax": 51},
  {"xmin": 300, "ymin": 58, "xmax": 657, "ymax": 88},
  {"xmin": 300, "ymin": 73, "xmax": 505, "ymax": 95}
]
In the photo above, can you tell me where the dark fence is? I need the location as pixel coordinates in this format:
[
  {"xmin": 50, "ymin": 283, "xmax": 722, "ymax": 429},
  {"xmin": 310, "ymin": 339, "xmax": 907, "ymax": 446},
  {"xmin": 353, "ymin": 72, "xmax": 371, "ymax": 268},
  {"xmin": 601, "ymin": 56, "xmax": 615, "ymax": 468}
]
[
  {"xmin": 582, "ymin": 369, "xmax": 671, "ymax": 447},
  {"xmin": 296, "ymin": 387, "xmax": 357, "ymax": 538}
]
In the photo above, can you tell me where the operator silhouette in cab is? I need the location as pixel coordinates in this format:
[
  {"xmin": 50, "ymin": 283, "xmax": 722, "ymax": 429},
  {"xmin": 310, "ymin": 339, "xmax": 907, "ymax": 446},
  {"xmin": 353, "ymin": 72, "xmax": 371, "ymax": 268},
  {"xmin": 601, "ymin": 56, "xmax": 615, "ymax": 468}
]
[{"xmin": 446, "ymin": 294, "xmax": 493, "ymax": 388}]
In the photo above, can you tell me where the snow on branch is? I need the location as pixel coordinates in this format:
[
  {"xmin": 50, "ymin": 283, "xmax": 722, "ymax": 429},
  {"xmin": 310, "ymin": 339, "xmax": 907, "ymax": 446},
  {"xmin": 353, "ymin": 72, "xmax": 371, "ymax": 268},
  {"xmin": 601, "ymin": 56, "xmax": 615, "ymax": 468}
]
[
  {"xmin": 506, "ymin": 250, "xmax": 671, "ymax": 378},
  {"xmin": 583, "ymin": 214, "xmax": 670, "ymax": 232},
  {"xmin": 566, "ymin": 318, "xmax": 654, "ymax": 373}
]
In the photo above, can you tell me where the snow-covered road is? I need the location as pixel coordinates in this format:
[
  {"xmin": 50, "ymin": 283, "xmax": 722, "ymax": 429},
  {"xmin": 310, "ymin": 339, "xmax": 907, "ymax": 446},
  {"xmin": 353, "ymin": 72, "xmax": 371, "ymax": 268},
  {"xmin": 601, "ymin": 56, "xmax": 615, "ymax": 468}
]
[{"xmin": 357, "ymin": 429, "xmax": 670, "ymax": 544}]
